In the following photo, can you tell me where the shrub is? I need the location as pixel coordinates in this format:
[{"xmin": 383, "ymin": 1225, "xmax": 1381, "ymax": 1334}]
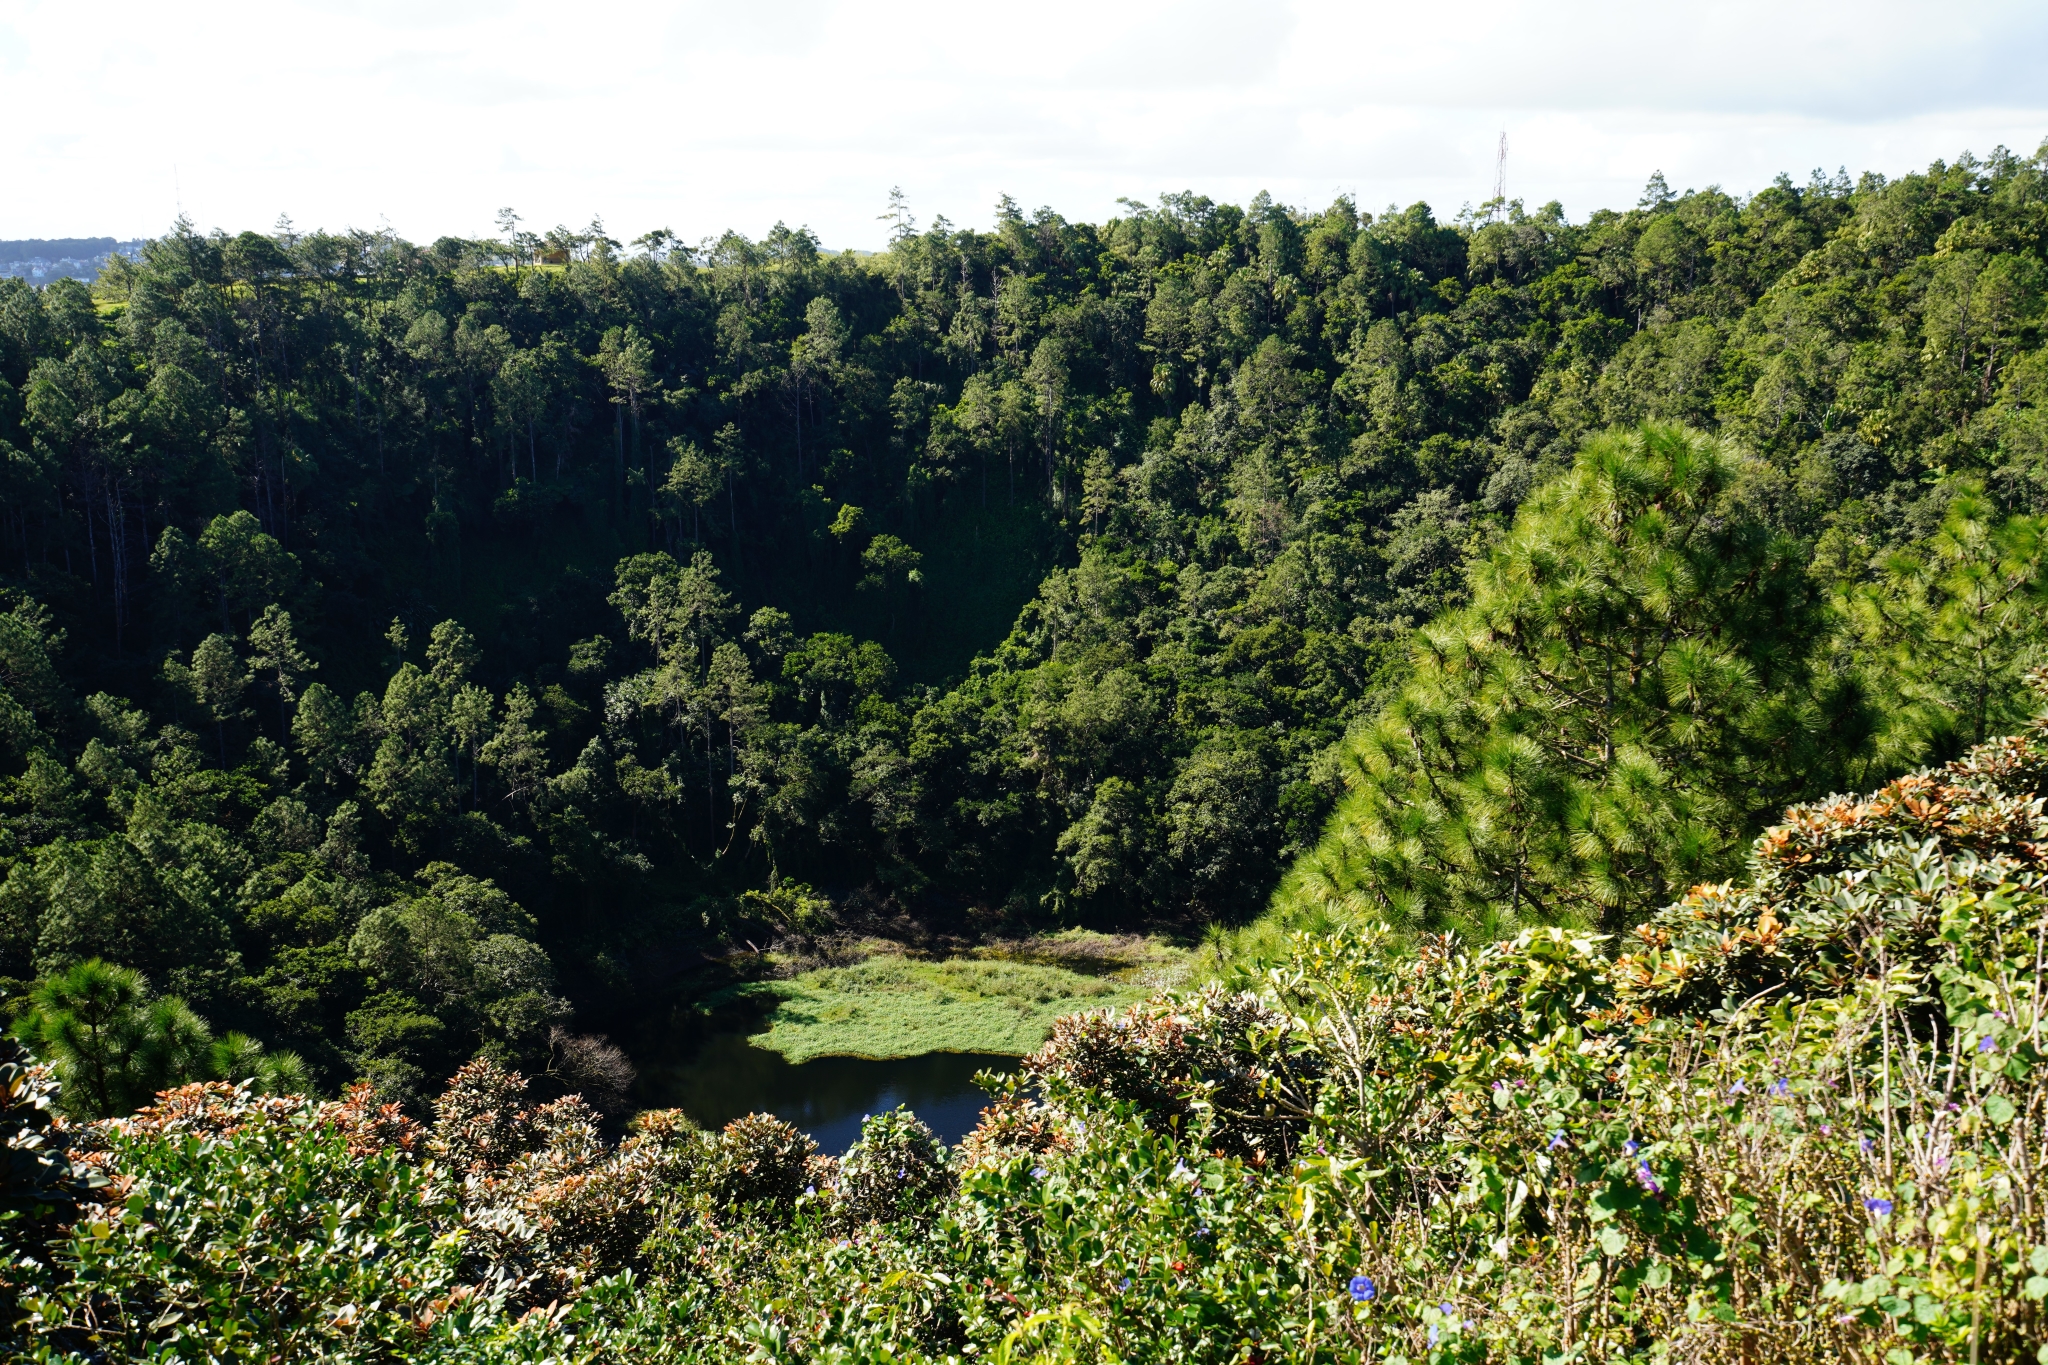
[
  {"xmin": 428, "ymin": 1056, "xmax": 538, "ymax": 1173},
  {"xmin": 11, "ymin": 1095, "xmax": 505, "ymax": 1362},
  {"xmin": 1019, "ymin": 984, "xmax": 1313, "ymax": 1164},
  {"xmin": 700, "ymin": 1111, "xmax": 815, "ymax": 1212},
  {"xmin": 832, "ymin": 1107, "xmax": 954, "ymax": 1225},
  {"xmin": 1617, "ymin": 707, "xmax": 2048, "ymax": 1015}
]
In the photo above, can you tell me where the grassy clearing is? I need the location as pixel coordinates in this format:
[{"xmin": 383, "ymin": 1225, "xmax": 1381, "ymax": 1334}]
[{"xmin": 741, "ymin": 936, "xmax": 1191, "ymax": 1063}]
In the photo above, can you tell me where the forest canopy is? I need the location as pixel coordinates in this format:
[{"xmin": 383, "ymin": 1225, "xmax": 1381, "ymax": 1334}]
[{"xmin": 3, "ymin": 146, "xmax": 2048, "ymax": 1103}]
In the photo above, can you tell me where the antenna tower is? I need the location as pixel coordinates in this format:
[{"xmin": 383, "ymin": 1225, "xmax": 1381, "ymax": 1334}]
[{"xmin": 1492, "ymin": 132, "xmax": 1508, "ymax": 222}]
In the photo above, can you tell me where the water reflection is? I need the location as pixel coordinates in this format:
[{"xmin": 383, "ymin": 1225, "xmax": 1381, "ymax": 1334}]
[{"xmin": 639, "ymin": 1032, "xmax": 1017, "ymax": 1154}]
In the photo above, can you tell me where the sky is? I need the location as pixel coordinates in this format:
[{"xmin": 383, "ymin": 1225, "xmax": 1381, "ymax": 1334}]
[{"xmin": 5, "ymin": 0, "xmax": 2047, "ymax": 250}]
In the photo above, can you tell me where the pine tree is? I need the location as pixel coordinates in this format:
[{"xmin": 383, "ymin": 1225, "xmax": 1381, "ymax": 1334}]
[
  {"xmin": 1841, "ymin": 482, "xmax": 2047, "ymax": 765},
  {"xmin": 1278, "ymin": 423, "xmax": 1872, "ymax": 936},
  {"xmin": 246, "ymin": 603, "xmax": 314, "ymax": 737}
]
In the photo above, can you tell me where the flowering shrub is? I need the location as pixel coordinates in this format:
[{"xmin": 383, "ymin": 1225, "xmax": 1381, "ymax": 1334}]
[
  {"xmin": 698, "ymin": 1111, "xmax": 815, "ymax": 1212},
  {"xmin": 1617, "ymin": 718, "xmax": 2048, "ymax": 1017},
  {"xmin": 1015, "ymin": 984, "xmax": 1315, "ymax": 1164},
  {"xmin": 832, "ymin": 1107, "xmax": 954, "ymax": 1225}
]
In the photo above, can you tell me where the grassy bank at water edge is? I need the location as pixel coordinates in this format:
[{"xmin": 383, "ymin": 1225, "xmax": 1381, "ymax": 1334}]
[{"xmin": 737, "ymin": 937, "xmax": 1189, "ymax": 1062}]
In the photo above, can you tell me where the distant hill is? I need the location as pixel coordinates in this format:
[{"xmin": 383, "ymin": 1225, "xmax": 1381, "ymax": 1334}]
[{"xmin": 1, "ymin": 238, "xmax": 146, "ymax": 282}]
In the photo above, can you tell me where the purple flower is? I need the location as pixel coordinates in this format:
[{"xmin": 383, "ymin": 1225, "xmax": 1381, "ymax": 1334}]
[
  {"xmin": 1348, "ymin": 1275, "xmax": 1376, "ymax": 1302},
  {"xmin": 1548, "ymin": 1131, "xmax": 1567, "ymax": 1151},
  {"xmin": 1428, "ymin": 1325, "xmax": 1440, "ymax": 1346},
  {"xmin": 1769, "ymin": 1078, "xmax": 1791, "ymax": 1098},
  {"xmin": 1727, "ymin": 1080, "xmax": 1747, "ymax": 1095},
  {"xmin": 1624, "ymin": 1139, "xmax": 1640, "ymax": 1156},
  {"xmin": 1119, "ymin": 1276, "xmax": 1131, "ymax": 1291},
  {"xmin": 1636, "ymin": 1161, "xmax": 1663, "ymax": 1195},
  {"xmin": 1978, "ymin": 1035, "xmax": 1997, "ymax": 1053},
  {"xmin": 805, "ymin": 1185, "xmax": 816, "ymax": 1197},
  {"xmin": 1860, "ymin": 1136, "xmax": 1875, "ymax": 1154},
  {"xmin": 1031, "ymin": 1166, "xmax": 1047, "ymax": 1179},
  {"xmin": 1863, "ymin": 1197, "xmax": 1893, "ymax": 1218}
]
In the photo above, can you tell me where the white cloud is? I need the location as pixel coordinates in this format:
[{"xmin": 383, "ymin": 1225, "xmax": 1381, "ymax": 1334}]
[{"xmin": 3, "ymin": 0, "xmax": 2044, "ymax": 246}]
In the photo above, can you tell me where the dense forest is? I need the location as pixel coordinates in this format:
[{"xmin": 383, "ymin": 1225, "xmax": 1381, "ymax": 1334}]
[
  {"xmin": 5, "ymin": 141, "xmax": 2048, "ymax": 1362},
  {"xmin": 5, "ymin": 145, "xmax": 2048, "ymax": 1111}
]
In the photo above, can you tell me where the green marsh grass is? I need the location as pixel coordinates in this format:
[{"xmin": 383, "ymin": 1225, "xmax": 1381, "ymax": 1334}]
[{"xmin": 740, "ymin": 938, "xmax": 1188, "ymax": 1062}]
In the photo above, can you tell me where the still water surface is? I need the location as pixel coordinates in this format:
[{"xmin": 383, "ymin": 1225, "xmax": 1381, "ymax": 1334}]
[{"xmin": 640, "ymin": 1032, "xmax": 1017, "ymax": 1154}]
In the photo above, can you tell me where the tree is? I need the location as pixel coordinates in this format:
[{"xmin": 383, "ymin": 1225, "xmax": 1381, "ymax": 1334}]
[
  {"xmin": 0, "ymin": 591, "xmax": 67, "ymax": 758},
  {"xmin": 247, "ymin": 604, "xmax": 314, "ymax": 737},
  {"xmin": 197, "ymin": 511, "xmax": 298, "ymax": 631},
  {"xmin": 1279, "ymin": 423, "xmax": 1871, "ymax": 936},
  {"xmin": 1842, "ymin": 482, "xmax": 2048, "ymax": 764},
  {"xmin": 10, "ymin": 960, "xmax": 304, "ymax": 1118},
  {"xmin": 481, "ymin": 685, "xmax": 548, "ymax": 806},
  {"xmin": 167, "ymin": 633, "xmax": 250, "ymax": 764},
  {"xmin": 291, "ymin": 682, "xmax": 364, "ymax": 794},
  {"xmin": 786, "ymin": 298, "xmax": 848, "ymax": 481},
  {"xmin": 493, "ymin": 348, "xmax": 549, "ymax": 482},
  {"xmin": 608, "ymin": 550, "xmax": 736, "ymax": 672},
  {"xmin": 1027, "ymin": 337, "xmax": 1069, "ymax": 499},
  {"xmin": 1080, "ymin": 447, "xmax": 1117, "ymax": 535},
  {"xmin": 661, "ymin": 439, "xmax": 721, "ymax": 547},
  {"xmin": 858, "ymin": 534, "xmax": 923, "ymax": 636},
  {"xmin": 425, "ymin": 619, "xmax": 480, "ymax": 690},
  {"xmin": 599, "ymin": 326, "xmax": 658, "ymax": 526},
  {"xmin": 448, "ymin": 684, "xmax": 494, "ymax": 806}
]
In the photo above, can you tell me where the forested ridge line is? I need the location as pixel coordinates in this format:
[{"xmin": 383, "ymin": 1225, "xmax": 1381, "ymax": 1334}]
[{"xmin": 2, "ymin": 145, "xmax": 2048, "ymax": 1105}]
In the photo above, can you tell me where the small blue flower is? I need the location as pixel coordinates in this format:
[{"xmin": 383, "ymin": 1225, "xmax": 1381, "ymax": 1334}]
[
  {"xmin": 1769, "ymin": 1077, "xmax": 1791, "ymax": 1098},
  {"xmin": 1548, "ymin": 1131, "xmax": 1567, "ymax": 1151},
  {"xmin": 1979, "ymin": 1035, "xmax": 1998, "ymax": 1053},
  {"xmin": 1636, "ymin": 1161, "xmax": 1663, "ymax": 1195},
  {"xmin": 1195, "ymin": 1226, "xmax": 1210, "ymax": 1239},
  {"xmin": 1031, "ymin": 1166, "xmax": 1047, "ymax": 1179},
  {"xmin": 1348, "ymin": 1274, "xmax": 1376, "ymax": 1302},
  {"xmin": 1727, "ymin": 1080, "xmax": 1746, "ymax": 1095},
  {"xmin": 1119, "ymin": 1276, "xmax": 1131, "ymax": 1291},
  {"xmin": 1428, "ymin": 1324, "xmax": 1440, "ymax": 1346},
  {"xmin": 1860, "ymin": 1136, "xmax": 1875, "ymax": 1154},
  {"xmin": 1863, "ymin": 1197, "xmax": 1893, "ymax": 1218},
  {"xmin": 1439, "ymin": 1301, "xmax": 1455, "ymax": 1316},
  {"xmin": 805, "ymin": 1185, "xmax": 816, "ymax": 1197},
  {"xmin": 1623, "ymin": 1139, "xmax": 1640, "ymax": 1156}
]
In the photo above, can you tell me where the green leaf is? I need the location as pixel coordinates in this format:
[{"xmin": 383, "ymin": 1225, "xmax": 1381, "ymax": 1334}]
[{"xmin": 1599, "ymin": 1228, "xmax": 1628, "ymax": 1256}]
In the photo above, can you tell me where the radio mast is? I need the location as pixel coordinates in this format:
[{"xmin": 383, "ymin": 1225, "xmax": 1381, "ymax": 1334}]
[{"xmin": 1492, "ymin": 132, "xmax": 1508, "ymax": 222}]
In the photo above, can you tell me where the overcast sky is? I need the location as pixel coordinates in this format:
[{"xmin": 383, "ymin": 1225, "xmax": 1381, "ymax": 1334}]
[{"xmin": 6, "ymin": 0, "xmax": 2047, "ymax": 249}]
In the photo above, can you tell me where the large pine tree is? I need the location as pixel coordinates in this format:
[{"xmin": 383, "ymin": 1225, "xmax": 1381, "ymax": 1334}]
[{"xmin": 1278, "ymin": 422, "xmax": 1873, "ymax": 935}]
